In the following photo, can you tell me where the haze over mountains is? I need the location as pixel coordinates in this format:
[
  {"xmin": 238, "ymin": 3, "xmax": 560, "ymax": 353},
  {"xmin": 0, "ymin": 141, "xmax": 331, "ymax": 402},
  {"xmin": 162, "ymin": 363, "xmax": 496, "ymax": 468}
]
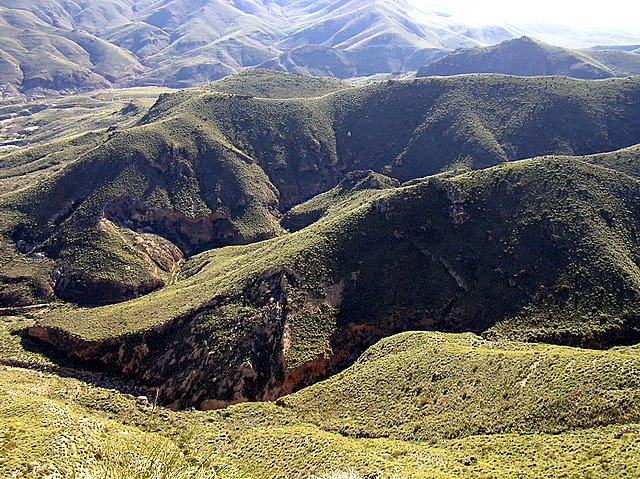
[{"xmin": 2, "ymin": 0, "xmax": 640, "ymax": 96}]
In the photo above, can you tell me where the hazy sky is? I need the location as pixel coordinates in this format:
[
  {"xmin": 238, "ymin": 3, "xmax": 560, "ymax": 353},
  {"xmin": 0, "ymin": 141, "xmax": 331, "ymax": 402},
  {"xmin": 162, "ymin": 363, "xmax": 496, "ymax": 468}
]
[{"xmin": 410, "ymin": 0, "xmax": 640, "ymax": 33}]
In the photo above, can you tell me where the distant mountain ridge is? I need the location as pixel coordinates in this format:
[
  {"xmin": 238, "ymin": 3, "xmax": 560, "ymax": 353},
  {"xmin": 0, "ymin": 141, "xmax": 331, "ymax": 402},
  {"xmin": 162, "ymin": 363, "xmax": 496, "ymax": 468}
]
[
  {"xmin": 1, "ymin": 0, "xmax": 640, "ymax": 95},
  {"xmin": 417, "ymin": 36, "xmax": 640, "ymax": 79}
]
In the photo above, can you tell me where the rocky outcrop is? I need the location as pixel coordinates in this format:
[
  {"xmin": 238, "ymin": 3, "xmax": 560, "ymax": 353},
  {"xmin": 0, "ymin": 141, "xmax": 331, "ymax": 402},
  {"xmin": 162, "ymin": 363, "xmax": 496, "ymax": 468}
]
[
  {"xmin": 51, "ymin": 219, "xmax": 185, "ymax": 305},
  {"xmin": 28, "ymin": 268, "xmax": 296, "ymax": 408},
  {"xmin": 28, "ymin": 265, "xmax": 441, "ymax": 409},
  {"xmin": 105, "ymin": 197, "xmax": 242, "ymax": 256}
]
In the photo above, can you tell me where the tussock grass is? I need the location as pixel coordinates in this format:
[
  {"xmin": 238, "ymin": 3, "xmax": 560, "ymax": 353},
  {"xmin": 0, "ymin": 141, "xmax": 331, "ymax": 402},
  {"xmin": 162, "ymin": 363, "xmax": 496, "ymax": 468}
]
[
  {"xmin": 1, "ymin": 313, "xmax": 640, "ymax": 478},
  {"xmin": 284, "ymin": 331, "xmax": 640, "ymax": 441}
]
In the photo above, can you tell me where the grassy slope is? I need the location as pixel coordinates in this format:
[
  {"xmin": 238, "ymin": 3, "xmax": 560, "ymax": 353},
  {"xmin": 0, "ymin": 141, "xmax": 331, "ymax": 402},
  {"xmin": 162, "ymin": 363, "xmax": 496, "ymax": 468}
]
[
  {"xmin": 0, "ymin": 87, "xmax": 170, "ymax": 194},
  {"xmin": 207, "ymin": 69, "xmax": 352, "ymax": 98},
  {"xmin": 1, "ymin": 317, "xmax": 639, "ymax": 478},
  {"xmin": 581, "ymin": 49, "xmax": 640, "ymax": 77},
  {"xmin": 285, "ymin": 331, "xmax": 640, "ymax": 440},
  {"xmin": 579, "ymin": 144, "xmax": 640, "ymax": 179},
  {"xmin": 282, "ymin": 170, "xmax": 400, "ymax": 232}
]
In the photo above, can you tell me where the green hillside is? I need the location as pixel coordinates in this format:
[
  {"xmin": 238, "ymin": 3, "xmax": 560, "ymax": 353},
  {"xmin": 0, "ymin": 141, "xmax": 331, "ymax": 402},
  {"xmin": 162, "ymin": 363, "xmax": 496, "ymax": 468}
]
[
  {"xmin": 0, "ymin": 71, "xmax": 639, "ymax": 410},
  {"xmin": 583, "ymin": 49, "xmax": 640, "ymax": 76},
  {"xmin": 2, "ymin": 73, "xmax": 640, "ymax": 307},
  {"xmin": 206, "ymin": 69, "xmax": 351, "ymax": 98},
  {"xmin": 581, "ymin": 144, "xmax": 640, "ymax": 178},
  {"xmin": 1, "ymin": 318, "xmax": 639, "ymax": 478},
  {"xmin": 23, "ymin": 156, "xmax": 640, "ymax": 408},
  {"xmin": 285, "ymin": 331, "xmax": 640, "ymax": 440}
]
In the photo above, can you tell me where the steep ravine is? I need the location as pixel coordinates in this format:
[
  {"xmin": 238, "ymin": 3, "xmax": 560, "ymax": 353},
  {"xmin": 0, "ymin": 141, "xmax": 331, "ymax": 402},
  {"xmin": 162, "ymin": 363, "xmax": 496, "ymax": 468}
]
[
  {"xmin": 26, "ymin": 253, "xmax": 457, "ymax": 410},
  {"xmin": 21, "ymin": 157, "xmax": 640, "ymax": 409},
  {"xmin": 26, "ymin": 269, "xmax": 416, "ymax": 409}
]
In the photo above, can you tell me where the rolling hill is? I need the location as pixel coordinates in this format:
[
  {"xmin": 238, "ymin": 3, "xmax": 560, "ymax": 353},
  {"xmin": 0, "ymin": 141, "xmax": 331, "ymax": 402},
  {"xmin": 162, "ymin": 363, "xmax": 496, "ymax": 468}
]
[
  {"xmin": 3, "ymin": 72, "xmax": 640, "ymax": 306},
  {"xmin": 0, "ymin": 5, "xmax": 144, "ymax": 96},
  {"xmin": 1, "ymin": 71, "xmax": 640, "ymax": 409},
  {"xmin": 23, "ymin": 156, "xmax": 640, "ymax": 408},
  {"xmin": 417, "ymin": 36, "xmax": 640, "ymax": 79}
]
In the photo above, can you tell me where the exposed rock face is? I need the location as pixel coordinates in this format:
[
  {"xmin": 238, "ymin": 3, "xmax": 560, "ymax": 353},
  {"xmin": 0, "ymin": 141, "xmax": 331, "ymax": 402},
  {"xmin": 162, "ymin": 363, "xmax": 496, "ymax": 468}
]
[
  {"xmin": 29, "ymin": 268, "xmax": 306, "ymax": 408},
  {"xmin": 104, "ymin": 197, "xmax": 242, "ymax": 255},
  {"xmin": 27, "ymin": 266, "xmax": 440, "ymax": 409}
]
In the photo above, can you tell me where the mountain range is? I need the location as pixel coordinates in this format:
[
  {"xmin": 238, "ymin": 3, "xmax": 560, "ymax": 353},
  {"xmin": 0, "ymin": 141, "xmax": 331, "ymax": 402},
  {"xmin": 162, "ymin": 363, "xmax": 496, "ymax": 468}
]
[
  {"xmin": 0, "ymin": 8, "xmax": 640, "ymax": 474},
  {"xmin": 1, "ymin": 70, "xmax": 639, "ymax": 409},
  {"xmin": 2, "ymin": 3, "xmax": 640, "ymax": 477},
  {"xmin": 1, "ymin": 0, "xmax": 640, "ymax": 96}
]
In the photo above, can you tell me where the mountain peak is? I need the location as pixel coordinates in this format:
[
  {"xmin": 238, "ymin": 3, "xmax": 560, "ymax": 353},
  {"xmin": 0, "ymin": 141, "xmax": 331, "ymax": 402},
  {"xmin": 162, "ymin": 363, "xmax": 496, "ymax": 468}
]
[{"xmin": 416, "ymin": 35, "xmax": 640, "ymax": 79}]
